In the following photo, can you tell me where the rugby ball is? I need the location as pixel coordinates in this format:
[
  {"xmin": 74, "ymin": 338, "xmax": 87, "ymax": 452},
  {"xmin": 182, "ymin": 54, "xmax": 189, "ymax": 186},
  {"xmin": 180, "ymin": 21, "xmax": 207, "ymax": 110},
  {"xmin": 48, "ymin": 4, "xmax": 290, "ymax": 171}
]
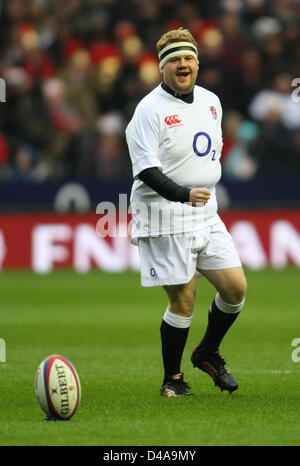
[{"xmin": 35, "ymin": 354, "xmax": 81, "ymax": 420}]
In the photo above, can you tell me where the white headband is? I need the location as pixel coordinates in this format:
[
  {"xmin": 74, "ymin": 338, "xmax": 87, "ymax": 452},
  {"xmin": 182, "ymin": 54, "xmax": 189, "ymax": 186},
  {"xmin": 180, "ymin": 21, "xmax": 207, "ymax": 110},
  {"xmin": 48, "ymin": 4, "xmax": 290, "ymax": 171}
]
[{"xmin": 158, "ymin": 41, "xmax": 199, "ymax": 70}]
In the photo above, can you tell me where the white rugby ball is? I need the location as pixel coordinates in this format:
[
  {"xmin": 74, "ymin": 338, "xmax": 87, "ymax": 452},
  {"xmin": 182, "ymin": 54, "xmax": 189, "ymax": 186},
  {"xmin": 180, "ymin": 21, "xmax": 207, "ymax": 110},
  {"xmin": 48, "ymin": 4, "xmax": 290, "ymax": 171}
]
[{"xmin": 35, "ymin": 354, "xmax": 81, "ymax": 420}]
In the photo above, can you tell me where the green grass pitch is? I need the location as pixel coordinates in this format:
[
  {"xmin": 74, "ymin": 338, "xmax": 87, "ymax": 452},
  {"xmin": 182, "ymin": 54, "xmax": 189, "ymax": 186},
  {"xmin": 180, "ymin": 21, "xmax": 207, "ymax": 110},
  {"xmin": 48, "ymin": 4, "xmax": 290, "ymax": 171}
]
[{"xmin": 1, "ymin": 267, "xmax": 300, "ymax": 446}]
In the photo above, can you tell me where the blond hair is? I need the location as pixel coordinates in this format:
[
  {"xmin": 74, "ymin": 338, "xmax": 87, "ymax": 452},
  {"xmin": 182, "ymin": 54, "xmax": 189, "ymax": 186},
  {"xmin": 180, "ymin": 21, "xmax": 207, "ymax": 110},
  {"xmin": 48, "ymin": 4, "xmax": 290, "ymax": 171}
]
[{"xmin": 156, "ymin": 28, "xmax": 197, "ymax": 54}]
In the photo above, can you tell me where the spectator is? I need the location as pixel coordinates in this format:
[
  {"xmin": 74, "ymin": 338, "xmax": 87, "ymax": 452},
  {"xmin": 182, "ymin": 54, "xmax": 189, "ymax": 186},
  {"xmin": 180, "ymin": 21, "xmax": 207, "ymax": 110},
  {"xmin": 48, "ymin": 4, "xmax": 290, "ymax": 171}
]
[
  {"xmin": 41, "ymin": 77, "xmax": 87, "ymax": 177},
  {"xmin": 249, "ymin": 72, "xmax": 300, "ymax": 130},
  {"xmin": 5, "ymin": 144, "xmax": 37, "ymax": 182},
  {"xmin": 252, "ymin": 106, "xmax": 296, "ymax": 174},
  {"xmin": 59, "ymin": 48, "xmax": 98, "ymax": 128},
  {"xmin": 91, "ymin": 112, "xmax": 130, "ymax": 179},
  {"xmin": 223, "ymin": 119, "xmax": 260, "ymax": 180}
]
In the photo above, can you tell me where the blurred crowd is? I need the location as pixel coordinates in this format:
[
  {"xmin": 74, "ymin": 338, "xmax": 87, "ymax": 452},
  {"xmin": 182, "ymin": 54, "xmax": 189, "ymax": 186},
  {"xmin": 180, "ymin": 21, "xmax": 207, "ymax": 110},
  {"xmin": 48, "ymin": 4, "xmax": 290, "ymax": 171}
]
[{"xmin": 0, "ymin": 0, "xmax": 300, "ymax": 182}]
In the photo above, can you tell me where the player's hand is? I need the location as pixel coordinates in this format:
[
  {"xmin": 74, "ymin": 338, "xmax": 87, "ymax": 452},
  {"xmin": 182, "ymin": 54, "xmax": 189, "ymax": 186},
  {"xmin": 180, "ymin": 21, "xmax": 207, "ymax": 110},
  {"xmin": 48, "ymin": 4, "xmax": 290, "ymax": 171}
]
[{"xmin": 189, "ymin": 188, "xmax": 210, "ymax": 206}]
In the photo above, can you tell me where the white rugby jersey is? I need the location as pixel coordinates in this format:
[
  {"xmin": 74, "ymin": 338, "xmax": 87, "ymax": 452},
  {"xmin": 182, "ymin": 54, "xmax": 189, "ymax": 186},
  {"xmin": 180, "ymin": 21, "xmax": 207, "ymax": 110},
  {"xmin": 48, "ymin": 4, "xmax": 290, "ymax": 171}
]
[{"xmin": 125, "ymin": 83, "xmax": 223, "ymax": 243}]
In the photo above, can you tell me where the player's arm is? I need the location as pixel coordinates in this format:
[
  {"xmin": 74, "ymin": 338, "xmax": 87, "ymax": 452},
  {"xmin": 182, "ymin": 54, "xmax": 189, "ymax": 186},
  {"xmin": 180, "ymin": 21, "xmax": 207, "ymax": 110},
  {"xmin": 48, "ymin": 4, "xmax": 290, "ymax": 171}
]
[{"xmin": 138, "ymin": 167, "xmax": 210, "ymax": 205}]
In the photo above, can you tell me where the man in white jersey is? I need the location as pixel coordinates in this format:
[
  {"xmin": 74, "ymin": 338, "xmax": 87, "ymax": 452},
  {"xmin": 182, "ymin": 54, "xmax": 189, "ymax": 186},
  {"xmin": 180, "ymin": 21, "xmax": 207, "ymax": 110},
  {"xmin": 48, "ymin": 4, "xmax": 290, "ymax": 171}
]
[{"xmin": 126, "ymin": 28, "xmax": 247, "ymax": 397}]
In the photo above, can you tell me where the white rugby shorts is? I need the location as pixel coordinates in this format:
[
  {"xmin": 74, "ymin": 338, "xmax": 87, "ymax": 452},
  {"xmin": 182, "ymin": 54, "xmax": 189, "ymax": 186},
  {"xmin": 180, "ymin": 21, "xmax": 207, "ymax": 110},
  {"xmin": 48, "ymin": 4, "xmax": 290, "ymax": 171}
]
[{"xmin": 137, "ymin": 221, "xmax": 241, "ymax": 287}]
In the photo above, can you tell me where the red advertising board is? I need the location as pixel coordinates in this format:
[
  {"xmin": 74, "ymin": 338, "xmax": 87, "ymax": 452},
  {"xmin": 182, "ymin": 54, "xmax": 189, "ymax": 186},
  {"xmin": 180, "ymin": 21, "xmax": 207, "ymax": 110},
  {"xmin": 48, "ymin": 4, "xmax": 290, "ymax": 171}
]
[{"xmin": 0, "ymin": 210, "xmax": 299, "ymax": 272}]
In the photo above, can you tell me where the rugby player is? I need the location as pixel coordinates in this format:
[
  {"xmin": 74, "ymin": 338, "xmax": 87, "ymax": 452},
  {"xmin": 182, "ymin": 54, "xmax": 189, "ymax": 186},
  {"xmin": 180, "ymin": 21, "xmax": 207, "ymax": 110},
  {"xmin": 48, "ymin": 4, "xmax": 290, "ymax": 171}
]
[{"xmin": 126, "ymin": 28, "xmax": 247, "ymax": 397}]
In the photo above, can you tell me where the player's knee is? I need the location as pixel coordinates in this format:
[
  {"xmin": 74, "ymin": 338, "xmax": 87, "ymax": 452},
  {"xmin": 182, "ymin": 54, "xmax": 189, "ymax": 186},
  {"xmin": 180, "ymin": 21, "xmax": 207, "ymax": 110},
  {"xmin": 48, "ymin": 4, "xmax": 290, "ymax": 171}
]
[
  {"xmin": 231, "ymin": 287, "xmax": 247, "ymax": 305},
  {"xmin": 221, "ymin": 278, "xmax": 247, "ymax": 306},
  {"xmin": 169, "ymin": 290, "xmax": 195, "ymax": 317},
  {"xmin": 164, "ymin": 281, "xmax": 196, "ymax": 317},
  {"xmin": 179, "ymin": 301, "xmax": 194, "ymax": 317}
]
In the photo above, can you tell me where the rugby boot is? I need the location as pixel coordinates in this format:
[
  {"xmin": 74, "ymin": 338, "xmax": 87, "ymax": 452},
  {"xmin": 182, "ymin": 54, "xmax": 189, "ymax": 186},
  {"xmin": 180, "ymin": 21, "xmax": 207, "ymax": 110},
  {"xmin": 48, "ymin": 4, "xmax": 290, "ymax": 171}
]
[
  {"xmin": 191, "ymin": 346, "xmax": 238, "ymax": 393},
  {"xmin": 160, "ymin": 372, "xmax": 194, "ymax": 397}
]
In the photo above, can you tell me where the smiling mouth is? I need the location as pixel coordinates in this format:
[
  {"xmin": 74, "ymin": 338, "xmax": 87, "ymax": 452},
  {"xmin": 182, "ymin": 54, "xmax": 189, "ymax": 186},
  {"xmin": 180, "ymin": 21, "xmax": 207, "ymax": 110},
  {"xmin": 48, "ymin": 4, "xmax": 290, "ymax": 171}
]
[{"xmin": 177, "ymin": 72, "xmax": 190, "ymax": 77}]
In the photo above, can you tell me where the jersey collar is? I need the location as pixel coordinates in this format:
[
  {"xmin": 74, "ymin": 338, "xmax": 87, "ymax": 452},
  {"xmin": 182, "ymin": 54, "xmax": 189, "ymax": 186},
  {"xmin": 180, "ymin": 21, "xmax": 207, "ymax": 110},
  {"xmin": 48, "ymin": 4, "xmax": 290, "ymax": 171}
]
[{"xmin": 161, "ymin": 82, "xmax": 194, "ymax": 104}]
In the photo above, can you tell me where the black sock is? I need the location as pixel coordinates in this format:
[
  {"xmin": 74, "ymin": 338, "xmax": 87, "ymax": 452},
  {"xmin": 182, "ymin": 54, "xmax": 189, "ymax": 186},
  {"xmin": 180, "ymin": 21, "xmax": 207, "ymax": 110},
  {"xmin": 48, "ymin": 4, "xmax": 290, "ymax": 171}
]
[
  {"xmin": 160, "ymin": 319, "xmax": 190, "ymax": 382},
  {"xmin": 197, "ymin": 299, "xmax": 239, "ymax": 354}
]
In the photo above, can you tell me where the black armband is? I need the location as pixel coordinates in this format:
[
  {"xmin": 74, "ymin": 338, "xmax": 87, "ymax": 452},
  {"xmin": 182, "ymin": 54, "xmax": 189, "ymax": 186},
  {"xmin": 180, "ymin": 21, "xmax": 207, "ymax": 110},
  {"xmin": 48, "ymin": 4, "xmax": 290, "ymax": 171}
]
[{"xmin": 138, "ymin": 167, "xmax": 190, "ymax": 203}]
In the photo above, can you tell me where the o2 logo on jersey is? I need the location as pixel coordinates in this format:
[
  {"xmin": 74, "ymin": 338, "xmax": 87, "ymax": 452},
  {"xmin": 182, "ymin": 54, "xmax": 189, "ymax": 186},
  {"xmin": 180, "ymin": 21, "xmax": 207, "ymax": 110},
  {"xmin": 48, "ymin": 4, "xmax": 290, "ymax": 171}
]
[
  {"xmin": 193, "ymin": 132, "xmax": 217, "ymax": 160},
  {"xmin": 150, "ymin": 267, "xmax": 158, "ymax": 279}
]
